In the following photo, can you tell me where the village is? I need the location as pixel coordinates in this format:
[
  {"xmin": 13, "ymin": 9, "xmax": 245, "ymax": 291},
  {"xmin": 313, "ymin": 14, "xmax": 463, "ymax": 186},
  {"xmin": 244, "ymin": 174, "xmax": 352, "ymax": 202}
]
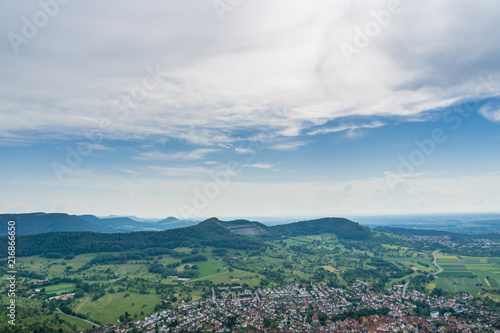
[
  {"xmin": 404, "ymin": 235, "xmax": 500, "ymax": 249},
  {"xmin": 86, "ymin": 281, "xmax": 500, "ymax": 332}
]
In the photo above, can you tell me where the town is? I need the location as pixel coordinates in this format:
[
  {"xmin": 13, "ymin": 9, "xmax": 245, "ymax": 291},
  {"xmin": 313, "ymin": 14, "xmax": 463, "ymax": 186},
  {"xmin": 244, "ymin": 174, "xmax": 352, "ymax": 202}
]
[{"xmin": 88, "ymin": 281, "xmax": 500, "ymax": 332}]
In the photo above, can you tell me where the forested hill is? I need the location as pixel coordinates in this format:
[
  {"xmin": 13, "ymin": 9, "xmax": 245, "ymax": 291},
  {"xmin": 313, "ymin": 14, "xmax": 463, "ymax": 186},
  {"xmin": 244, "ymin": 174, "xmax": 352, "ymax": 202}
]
[
  {"xmin": 0, "ymin": 216, "xmax": 372, "ymax": 258},
  {"xmin": 0, "ymin": 213, "xmax": 197, "ymax": 235},
  {"xmin": 6, "ymin": 218, "xmax": 265, "ymax": 257},
  {"xmin": 0, "ymin": 213, "xmax": 115, "ymax": 235},
  {"xmin": 216, "ymin": 217, "xmax": 371, "ymax": 240},
  {"xmin": 269, "ymin": 217, "xmax": 371, "ymax": 240}
]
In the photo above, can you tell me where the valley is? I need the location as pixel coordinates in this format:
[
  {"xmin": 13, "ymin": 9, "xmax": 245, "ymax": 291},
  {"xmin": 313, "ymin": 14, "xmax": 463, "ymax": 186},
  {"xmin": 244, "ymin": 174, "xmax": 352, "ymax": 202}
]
[{"xmin": 1, "ymin": 217, "xmax": 500, "ymax": 331}]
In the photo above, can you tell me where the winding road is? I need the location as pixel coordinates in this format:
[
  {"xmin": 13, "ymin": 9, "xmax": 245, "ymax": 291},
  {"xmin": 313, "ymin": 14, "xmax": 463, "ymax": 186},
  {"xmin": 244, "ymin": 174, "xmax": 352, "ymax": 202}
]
[
  {"xmin": 432, "ymin": 250, "xmax": 443, "ymax": 275},
  {"xmin": 56, "ymin": 308, "xmax": 99, "ymax": 327}
]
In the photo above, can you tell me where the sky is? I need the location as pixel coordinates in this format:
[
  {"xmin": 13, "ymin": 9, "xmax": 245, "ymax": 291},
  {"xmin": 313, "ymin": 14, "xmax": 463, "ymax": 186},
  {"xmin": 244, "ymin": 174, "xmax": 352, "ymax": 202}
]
[{"xmin": 1, "ymin": 0, "xmax": 500, "ymax": 219}]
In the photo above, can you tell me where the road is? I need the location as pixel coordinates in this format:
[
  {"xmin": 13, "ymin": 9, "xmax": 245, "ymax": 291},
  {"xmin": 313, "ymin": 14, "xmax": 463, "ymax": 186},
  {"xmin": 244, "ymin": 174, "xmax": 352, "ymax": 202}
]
[
  {"xmin": 432, "ymin": 250, "xmax": 444, "ymax": 275},
  {"xmin": 402, "ymin": 281, "xmax": 409, "ymax": 296},
  {"xmin": 56, "ymin": 308, "xmax": 99, "ymax": 327},
  {"xmin": 212, "ymin": 287, "xmax": 216, "ymax": 303}
]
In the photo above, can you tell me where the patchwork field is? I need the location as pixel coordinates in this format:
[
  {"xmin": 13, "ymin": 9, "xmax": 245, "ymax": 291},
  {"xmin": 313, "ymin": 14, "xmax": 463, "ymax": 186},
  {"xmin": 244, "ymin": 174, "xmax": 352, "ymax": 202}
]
[{"xmin": 434, "ymin": 253, "xmax": 500, "ymax": 293}]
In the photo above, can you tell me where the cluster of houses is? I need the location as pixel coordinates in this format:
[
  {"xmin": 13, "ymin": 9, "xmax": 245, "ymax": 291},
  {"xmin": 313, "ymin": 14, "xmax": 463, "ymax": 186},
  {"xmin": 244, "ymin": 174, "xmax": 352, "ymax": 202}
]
[
  {"xmin": 405, "ymin": 235, "xmax": 500, "ymax": 249},
  {"xmin": 85, "ymin": 281, "xmax": 500, "ymax": 332},
  {"xmin": 404, "ymin": 236, "xmax": 457, "ymax": 247}
]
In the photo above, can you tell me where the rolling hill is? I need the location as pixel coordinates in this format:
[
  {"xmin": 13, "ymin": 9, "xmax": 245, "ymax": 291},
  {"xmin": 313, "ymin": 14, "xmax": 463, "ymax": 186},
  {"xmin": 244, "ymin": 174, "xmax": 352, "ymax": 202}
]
[
  {"xmin": 270, "ymin": 217, "xmax": 371, "ymax": 240},
  {"xmin": 0, "ymin": 213, "xmax": 197, "ymax": 235},
  {"xmin": 0, "ymin": 216, "xmax": 372, "ymax": 258},
  {"xmin": 216, "ymin": 217, "xmax": 371, "ymax": 240}
]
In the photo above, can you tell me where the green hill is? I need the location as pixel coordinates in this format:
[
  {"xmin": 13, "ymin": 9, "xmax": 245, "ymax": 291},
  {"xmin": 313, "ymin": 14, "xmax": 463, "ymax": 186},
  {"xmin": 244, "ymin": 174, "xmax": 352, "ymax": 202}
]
[
  {"xmin": 217, "ymin": 217, "xmax": 370, "ymax": 240},
  {"xmin": 270, "ymin": 217, "xmax": 371, "ymax": 240},
  {"xmin": 0, "ymin": 213, "xmax": 197, "ymax": 235},
  {"xmin": 2, "ymin": 217, "xmax": 266, "ymax": 258},
  {"xmin": 0, "ymin": 213, "xmax": 115, "ymax": 235}
]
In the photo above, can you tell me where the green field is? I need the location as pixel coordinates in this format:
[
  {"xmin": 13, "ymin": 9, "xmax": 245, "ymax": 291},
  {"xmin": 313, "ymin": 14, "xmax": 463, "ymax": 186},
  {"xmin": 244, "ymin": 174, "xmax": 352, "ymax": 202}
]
[
  {"xmin": 45, "ymin": 283, "xmax": 76, "ymax": 295},
  {"xmin": 72, "ymin": 292, "xmax": 161, "ymax": 324},
  {"xmin": 435, "ymin": 253, "xmax": 500, "ymax": 293}
]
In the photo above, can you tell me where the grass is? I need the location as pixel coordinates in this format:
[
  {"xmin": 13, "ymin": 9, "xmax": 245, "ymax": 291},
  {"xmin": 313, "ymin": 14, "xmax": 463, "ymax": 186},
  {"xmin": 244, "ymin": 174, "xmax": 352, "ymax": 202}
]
[
  {"xmin": 321, "ymin": 265, "xmax": 340, "ymax": 273},
  {"xmin": 72, "ymin": 291, "xmax": 161, "ymax": 324},
  {"xmin": 45, "ymin": 283, "xmax": 76, "ymax": 295},
  {"xmin": 195, "ymin": 260, "xmax": 226, "ymax": 278},
  {"xmin": 0, "ymin": 297, "xmax": 94, "ymax": 331}
]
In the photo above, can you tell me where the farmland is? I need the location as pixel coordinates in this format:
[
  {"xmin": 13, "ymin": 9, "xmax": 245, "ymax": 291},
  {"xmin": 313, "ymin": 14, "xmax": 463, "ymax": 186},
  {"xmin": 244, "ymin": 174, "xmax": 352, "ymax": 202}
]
[{"xmin": 432, "ymin": 253, "xmax": 500, "ymax": 298}]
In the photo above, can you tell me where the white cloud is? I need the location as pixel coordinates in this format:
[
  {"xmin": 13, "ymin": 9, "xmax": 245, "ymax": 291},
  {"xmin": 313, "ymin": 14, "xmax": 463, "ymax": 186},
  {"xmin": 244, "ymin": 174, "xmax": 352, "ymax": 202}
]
[
  {"xmin": 479, "ymin": 101, "xmax": 500, "ymax": 122},
  {"xmin": 1, "ymin": 1, "xmax": 499, "ymax": 145},
  {"xmin": 235, "ymin": 147, "xmax": 254, "ymax": 154},
  {"xmin": 136, "ymin": 148, "xmax": 218, "ymax": 161},
  {"xmin": 269, "ymin": 141, "xmax": 307, "ymax": 151},
  {"xmin": 91, "ymin": 144, "xmax": 114, "ymax": 151},
  {"xmin": 243, "ymin": 163, "xmax": 274, "ymax": 169},
  {"xmin": 148, "ymin": 165, "xmax": 213, "ymax": 177},
  {"xmin": 307, "ymin": 121, "xmax": 385, "ymax": 136}
]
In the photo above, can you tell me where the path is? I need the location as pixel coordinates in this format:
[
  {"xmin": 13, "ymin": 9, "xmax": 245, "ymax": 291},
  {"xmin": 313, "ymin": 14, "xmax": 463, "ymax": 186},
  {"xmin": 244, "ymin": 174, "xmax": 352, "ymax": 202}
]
[
  {"xmin": 75, "ymin": 297, "xmax": 89, "ymax": 312},
  {"xmin": 432, "ymin": 250, "xmax": 443, "ymax": 275},
  {"xmin": 56, "ymin": 308, "xmax": 99, "ymax": 327},
  {"xmin": 183, "ymin": 267, "xmax": 229, "ymax": 285}
]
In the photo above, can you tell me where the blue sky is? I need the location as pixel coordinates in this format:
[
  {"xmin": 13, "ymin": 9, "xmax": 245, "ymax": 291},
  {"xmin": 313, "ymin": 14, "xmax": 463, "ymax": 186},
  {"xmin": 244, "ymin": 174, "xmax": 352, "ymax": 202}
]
[{"xmin": 1, "ymin": 1, "xmax": 500, "ymax": 218}]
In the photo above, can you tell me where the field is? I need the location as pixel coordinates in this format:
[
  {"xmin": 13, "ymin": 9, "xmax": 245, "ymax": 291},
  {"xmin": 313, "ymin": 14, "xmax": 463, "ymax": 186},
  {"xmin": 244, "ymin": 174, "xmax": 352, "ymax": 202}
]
[
  {"xmin": 72, "ymin": 292, "xmax": 161, "ymax": 325},
  {"xmin": 45, "ymin": 283, "xmax": 76, "ymax": 295},
  {"xmin": 433, "ymin": 253, "xmax": 500, "ymax": 294}
]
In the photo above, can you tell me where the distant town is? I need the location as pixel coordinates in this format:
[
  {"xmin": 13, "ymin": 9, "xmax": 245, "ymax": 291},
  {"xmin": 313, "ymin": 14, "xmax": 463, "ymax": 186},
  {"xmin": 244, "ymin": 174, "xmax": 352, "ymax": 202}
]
[
  {"xmin": 87, "ymin": 281, "xmax": 500, "ymax": 332},
  {"xmin": 405, "ymin": 236, "xmax": 500, "ymax": 249}
]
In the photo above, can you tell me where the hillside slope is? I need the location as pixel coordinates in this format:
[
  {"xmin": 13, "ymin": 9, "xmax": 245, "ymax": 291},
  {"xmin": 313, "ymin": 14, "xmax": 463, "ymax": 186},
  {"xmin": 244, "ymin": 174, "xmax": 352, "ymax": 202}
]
[{"xmin": 270, "ymin": 217, "xmax": 371, "ymax": 240}]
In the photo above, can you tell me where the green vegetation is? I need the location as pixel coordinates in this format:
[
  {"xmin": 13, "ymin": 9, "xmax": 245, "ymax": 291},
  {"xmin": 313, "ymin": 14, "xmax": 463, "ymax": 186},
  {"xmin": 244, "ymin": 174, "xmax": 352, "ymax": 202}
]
[{"xmin": 2, "ymin": 217, "xmax": 500, "ymax": 330}]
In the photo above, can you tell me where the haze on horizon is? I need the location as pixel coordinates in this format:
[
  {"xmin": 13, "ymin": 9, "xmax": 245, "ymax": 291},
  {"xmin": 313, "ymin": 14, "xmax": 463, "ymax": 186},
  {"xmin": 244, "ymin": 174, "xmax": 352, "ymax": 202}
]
[{"xmin": 1, "ymin": 0, "xmax": 500, "ymax": 219}]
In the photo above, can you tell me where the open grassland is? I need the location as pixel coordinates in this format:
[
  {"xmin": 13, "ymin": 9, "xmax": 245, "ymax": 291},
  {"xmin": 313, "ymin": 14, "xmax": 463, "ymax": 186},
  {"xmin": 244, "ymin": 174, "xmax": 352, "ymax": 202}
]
[{"xmin": 72, "ymin": 291, "xmax": 161, "ymax": 325}]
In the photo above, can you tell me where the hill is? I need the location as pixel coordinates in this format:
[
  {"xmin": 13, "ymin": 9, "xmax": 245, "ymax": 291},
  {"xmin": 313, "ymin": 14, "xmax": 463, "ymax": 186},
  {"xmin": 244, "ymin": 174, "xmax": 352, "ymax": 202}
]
[
  {"xmin": 0, "ymin": 213, "xmax": 115, "ymax": 235},
  {"xmin": 0, "ymin": 213, "xmax": 197, "ymax": 235},
  {"xmin": 270, "ymin": 217, "xmax": 371, "ymax": 240},
  {"xmin": 3, "ymin": 217, "xmax": 265, "ymax": 257},
  {"xmin": 0, "ymin": 216, "xmax": 370, "ymax": 258},
  {"xmin": 216, "ymin": 217, "xmax": 370, "ymax": 240}
]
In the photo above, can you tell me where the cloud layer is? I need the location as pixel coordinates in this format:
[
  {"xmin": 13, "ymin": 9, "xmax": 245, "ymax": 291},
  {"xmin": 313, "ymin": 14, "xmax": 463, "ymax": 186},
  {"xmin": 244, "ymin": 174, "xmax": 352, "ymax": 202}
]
[{"xmin": 1, "ymin": 0, "xmax": 500, "ymax": 146}]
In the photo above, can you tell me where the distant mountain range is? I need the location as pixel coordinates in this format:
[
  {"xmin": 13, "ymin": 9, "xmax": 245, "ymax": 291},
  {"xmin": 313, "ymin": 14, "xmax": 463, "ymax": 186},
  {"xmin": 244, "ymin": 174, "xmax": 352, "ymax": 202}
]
[
  {"xmin": 0, "ymin": 213, "xmax": 198, "ymax": 235},
  {"xmin": 1, "ymin": 216, "xmax": 371, "ymax": 257}
]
